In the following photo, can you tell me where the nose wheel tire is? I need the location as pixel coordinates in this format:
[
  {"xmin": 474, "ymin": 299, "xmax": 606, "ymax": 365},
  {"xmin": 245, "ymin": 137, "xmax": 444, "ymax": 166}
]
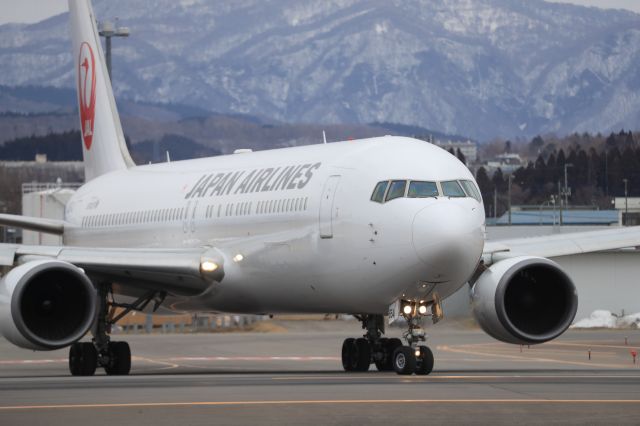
[
  {"xmin": 415, "ymin": 345, "xmax": 434, "ymax": 375},
  {"xmin": 69, "ymin": 342, "xmax": 97, "ymax": 376},
  {"xmin": 393, "ymin": 346, "xmax": 417, "ymax": 375}
]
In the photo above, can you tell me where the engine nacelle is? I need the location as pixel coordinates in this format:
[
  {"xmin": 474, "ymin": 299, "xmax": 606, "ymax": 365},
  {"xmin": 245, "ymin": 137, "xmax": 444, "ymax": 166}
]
[
  {"xmin": 471, "ymin": 256, "xmax": 578, "ymax": 345},
  {"xmin": 0, "ymin": 260, "xmax": 97, "ymax": 350}
]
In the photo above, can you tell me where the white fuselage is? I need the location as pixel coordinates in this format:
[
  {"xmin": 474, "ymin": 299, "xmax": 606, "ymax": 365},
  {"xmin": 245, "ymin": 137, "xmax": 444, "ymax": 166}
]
[{"xmin": 63, "ymin": 136, "xmax": 485, "ymax": 315}]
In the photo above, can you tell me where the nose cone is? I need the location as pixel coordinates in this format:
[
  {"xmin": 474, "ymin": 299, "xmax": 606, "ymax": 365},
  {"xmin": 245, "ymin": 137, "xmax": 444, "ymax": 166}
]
[{"xmin": 412, "ymin": 202, "xmax": 484, "ymax": 282}]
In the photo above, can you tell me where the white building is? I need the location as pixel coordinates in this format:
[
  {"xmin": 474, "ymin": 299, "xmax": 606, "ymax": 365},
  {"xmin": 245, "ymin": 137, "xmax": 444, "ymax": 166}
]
[
  {"xmin": 433, "ymin": 140, "xmax": 478, "ymax": 163},
  {"xmin": 614, "ymin": 197, "xmax": 640, "ymax": 226},
  {"xmin": 21, "ymin": 182, "xmax": 80, "ymax": 245},
  {"xmin": 486, "ymin": 153, "xmax": 524, "ymax": 175}
]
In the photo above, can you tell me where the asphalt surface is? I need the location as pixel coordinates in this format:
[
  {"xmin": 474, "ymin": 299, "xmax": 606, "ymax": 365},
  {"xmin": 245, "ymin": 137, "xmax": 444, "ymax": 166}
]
[{"xmin": 1, "ymin": 320, "xmax": 640, "ymax": 425}]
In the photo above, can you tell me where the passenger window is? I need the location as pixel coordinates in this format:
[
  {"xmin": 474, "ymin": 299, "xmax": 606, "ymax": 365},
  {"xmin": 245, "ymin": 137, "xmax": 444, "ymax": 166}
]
[
  {"xmin": 441, "ymin": 180, "xmax": 466, "ymax": 197},
  {"xmin": 408, "ymin": 181, "xmax": 439, "ymax": 198},
  {"xmin": 460, "ymin": 180, "xmax": 482, "ymax": 202},
  {"xmin": 371, "ymin": 181, "xmax": 388, "ymax": 203},
  {"xmin": 385, "ymin": 180, "xmax": 407, "ymax": 201}
]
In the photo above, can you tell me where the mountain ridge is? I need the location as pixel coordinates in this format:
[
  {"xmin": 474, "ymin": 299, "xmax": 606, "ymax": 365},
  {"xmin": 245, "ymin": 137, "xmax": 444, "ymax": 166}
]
[{"xmin": 0, "ymin": 0, "xmax": 639, "ymax": 140}]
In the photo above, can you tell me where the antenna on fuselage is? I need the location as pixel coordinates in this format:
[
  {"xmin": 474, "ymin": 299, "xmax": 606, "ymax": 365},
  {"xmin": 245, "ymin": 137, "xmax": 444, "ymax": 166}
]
[{"xmin": 322, "ymin": 130, "xmax": 327, "ymax": 144}]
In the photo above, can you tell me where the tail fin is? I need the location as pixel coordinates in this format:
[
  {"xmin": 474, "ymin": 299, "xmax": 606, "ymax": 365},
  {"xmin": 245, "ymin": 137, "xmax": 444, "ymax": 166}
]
[{"xmin": 69, "ymin": 0, "xmax": 135, "ymax": 181}]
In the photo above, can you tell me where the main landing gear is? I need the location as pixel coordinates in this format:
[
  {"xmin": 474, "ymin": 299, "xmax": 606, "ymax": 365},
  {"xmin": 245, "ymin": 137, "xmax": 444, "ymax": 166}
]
[
  {"xmin": 341, "ymin": 298, "xmax": 441, "ymax": 375},
  {"xmin": 69, "ymin": 284, "xmax": 165, "ymax": 376}
]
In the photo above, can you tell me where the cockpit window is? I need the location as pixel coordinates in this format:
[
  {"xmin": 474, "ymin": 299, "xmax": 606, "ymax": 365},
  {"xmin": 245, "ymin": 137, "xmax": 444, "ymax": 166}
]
[
  {"xmin": 460, "ymin": 180, "xmax": 482, "ymax": 202},
  {"xmin": 371, "ymin": 181, "xmax": 389, "ymax": 203},
  {"xmin": 408, "ymin": 181, "xmax": 439, "ymax": 198},
  {"xmin": 441, "ymin": 180, "xmax": 466, "ymax": 197},
  {"xmin": 385, "ymin": 180, "xmax": 407, "ymax": 201}
]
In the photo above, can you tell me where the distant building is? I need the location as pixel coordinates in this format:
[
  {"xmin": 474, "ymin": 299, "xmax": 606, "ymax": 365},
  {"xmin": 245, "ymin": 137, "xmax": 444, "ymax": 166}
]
[
  {"xmin": 614, "ymin": 197, "xmax": 640, "ymax": 226},
  {"xmin": 486, "ymin": 153, "xmax": 524, "ymax": 175},
  {"xmin": 21, "ymin": 182, "xmax": 81, "ymax": 245},
  {"xmin": 432, "ymin": 140, "xmax": 478, "ymax": 163}
]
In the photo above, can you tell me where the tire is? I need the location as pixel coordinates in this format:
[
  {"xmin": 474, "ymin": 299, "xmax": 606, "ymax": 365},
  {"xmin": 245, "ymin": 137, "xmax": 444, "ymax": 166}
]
[
  {"xmin": 341, "ymin": 338, "xmax": 355, "ymax": 371},
  {"xmin": 393, "ymin": 346, "xmax": 416, "ymax": 375},
  {"xmin": 104, "ymin": 341, "xmax": 131, "ymax": 375},
  {"xmin": 375, "ymin": 338, "xmax": 402, "ymax": 371},
  {"xmin": 353, "ymin": 338, "xmax": 371, "ymax": 372},
  {"xmin": 69, "ymin": 342, "xmax": 97, "ymax": 376},
  {"xmin": 374, "ymin": 338, "xmax": 388, "ymax": 371},
  {"xmin": 414, "ymin": 346, "xmax": 434, "ymax": 376}
]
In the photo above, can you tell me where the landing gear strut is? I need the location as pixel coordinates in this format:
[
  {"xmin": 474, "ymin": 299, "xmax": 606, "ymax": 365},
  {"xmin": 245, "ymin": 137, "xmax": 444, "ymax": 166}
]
[{"xmin": 69, "ymin": 284, "xmax": 165, "ymax": 376}]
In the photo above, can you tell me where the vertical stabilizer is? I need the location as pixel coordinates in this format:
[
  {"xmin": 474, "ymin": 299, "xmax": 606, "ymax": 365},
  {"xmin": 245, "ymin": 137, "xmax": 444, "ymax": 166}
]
[{"xmin": 69, "ymin": 0, "xmax": 135, "ymax": 181}]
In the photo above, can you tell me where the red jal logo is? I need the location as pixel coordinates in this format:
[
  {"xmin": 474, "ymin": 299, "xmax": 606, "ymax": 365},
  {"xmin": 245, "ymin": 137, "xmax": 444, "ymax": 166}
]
[{"xmin": 78, "ymin": 42, "xmax": 96, "ymax": 150}]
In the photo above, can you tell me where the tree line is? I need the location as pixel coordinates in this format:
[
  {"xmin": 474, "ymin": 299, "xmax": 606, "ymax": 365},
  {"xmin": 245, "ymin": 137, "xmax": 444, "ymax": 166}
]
[
  {"xmin": 474, "ymin": 130, "xmax": 639, "ymax": 217},
  {"xmin": 0, "ymin": 131, "xmax": 220, "ymax": 164}
]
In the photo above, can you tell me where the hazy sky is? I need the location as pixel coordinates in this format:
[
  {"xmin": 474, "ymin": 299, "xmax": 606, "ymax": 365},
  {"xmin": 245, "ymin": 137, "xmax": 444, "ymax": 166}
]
[{"xmin": 0, "ymin": 0, "xmax": 638, "ymax": 25}]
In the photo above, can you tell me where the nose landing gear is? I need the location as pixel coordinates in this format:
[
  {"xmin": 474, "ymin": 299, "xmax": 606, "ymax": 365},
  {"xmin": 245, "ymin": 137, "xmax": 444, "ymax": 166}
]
[{"xmin": 390, "ymin": 297, "xmax": 441, "ymax": 375}]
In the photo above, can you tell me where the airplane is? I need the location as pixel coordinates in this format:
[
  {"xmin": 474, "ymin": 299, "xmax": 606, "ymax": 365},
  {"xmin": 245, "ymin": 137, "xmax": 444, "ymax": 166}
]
[{"xmin": 2, "ymin": 0, "xmax": 640, "ymax": 377}]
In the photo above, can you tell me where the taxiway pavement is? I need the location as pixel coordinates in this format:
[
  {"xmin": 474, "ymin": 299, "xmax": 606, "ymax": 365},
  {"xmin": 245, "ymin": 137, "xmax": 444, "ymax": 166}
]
[{"xmin": 1, "ymin": 320, "xmax": 639, "ymax": 425}]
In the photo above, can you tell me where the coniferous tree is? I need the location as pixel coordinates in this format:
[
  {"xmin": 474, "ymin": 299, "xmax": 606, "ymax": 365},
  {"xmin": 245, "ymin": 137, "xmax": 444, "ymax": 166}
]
[{"xmin": 456, "ymin": 148, "xmax": 466, "ymax": 165}]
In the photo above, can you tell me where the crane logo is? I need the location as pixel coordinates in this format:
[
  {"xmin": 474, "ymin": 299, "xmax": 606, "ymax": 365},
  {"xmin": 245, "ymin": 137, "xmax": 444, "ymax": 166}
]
[{"xmin": 78, "ymin": 42, "xmax": 96, "ymax": 150}]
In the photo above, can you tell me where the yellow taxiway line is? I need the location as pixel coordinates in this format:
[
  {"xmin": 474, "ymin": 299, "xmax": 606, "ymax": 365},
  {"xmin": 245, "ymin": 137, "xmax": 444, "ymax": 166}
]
[{"xmin": 1, "ymin": 399, "xmax": 640, "ymax": 411}]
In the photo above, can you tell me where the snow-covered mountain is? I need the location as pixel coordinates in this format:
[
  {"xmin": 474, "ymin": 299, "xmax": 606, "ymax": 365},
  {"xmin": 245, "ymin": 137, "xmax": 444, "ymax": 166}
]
[{"xmin": 0, "ymin": 0, "xmax": 639, "ymax": 140}]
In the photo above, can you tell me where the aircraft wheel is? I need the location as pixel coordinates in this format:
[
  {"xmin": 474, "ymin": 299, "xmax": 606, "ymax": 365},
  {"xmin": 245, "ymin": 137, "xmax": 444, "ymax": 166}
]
[
  {"xmin": 69, "ymin": 342, "xmax": 97, "ymax": 376},
  {"xmin": 375, "ymin": 338, "xmax": 402, "ymax": 371},
  {"xmin": 341, "ymin": 338, "xmax": 356, "ymax": 371},
  {"xmin": 353, "ymin": 338, "xmax": 371, "ymax": 372},
  {"xmin": 414, "ymin": 346, "xmax": 434, "ymax": 376},
  {"xmin": 104, "ymin": 341, "xmax": 131, "ymax": 375},
  {"xmin": 393, "ymin": 346, "xmax": 416, "ymax": 375}
]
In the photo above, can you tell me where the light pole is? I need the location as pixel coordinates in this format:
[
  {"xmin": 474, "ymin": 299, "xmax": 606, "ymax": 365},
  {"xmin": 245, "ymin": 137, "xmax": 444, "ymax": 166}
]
[
  {"xmin": 539, "ymin": 200, "xmax": 551, "ymax": 226},
  {"xmin": 563, "ymin": 163, "xmax": 573, "ymax": 208},
  {"xmin": 558, "ymin": 181, "xmax": 563, "ymax": 226},
  {"xmin": 623, "ymin": 178, "xmax": 629, "ymax": 225},
  {"xmin": 507, "ymin": 174, "xmax": 512, "ymax": 226},
  {"xmin": 98, "ymin": 20, "xmax": 130, "ymax": 80}
]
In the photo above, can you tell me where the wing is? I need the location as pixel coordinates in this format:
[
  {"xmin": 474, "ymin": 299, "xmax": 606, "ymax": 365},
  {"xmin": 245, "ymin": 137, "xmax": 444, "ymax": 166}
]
[
  {"xmin": 483, "ymin": 226, "xmax": 640, "ymax": 264},
  {"xmin": 0, "ymin": 243, "xmax": 225, "ymax": 296}
]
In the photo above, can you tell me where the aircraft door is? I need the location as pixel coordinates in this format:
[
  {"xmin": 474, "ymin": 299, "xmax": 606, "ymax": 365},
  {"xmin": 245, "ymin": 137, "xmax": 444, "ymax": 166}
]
[
  {"xmin": 182, "ymin": 201, "xmax": 190, "ymax": 233},
  {"xmin": 182, "ymin": 201, "xmax": 198, "ymax": 234},
  {"xmin": 319, "ymin": 175, "xmax": 341, "ymax": 238},
  {"xmin": 190, "ymin": 201, "xmax": 198, "ymax": 233}
]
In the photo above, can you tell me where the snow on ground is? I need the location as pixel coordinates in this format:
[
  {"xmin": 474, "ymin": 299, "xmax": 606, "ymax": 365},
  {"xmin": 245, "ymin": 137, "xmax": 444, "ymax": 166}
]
[{"xmin": 572, "ymin": 310, "xmax": 640, "ymax": 329}]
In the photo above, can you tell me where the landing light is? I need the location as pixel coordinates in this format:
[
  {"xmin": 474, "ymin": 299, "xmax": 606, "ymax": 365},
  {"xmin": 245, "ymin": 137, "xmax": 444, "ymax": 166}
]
[
  {"xmin": 200, "ymin": 261, "xmax": 219, "ymax": 273},
  {"xmin": 402, "ymin": 305, "xmax": 413, "ymax": 315},
  {"xmin": 418, "ymin": 305, "xmax": 428, "ymax": 315},
  {"xmin": 233, "ymin": 254, "xmax": 244, "ymax": 263},
  {"xmin": 415, "ymin": 350, "xmax": 421, "ymax": 357}
]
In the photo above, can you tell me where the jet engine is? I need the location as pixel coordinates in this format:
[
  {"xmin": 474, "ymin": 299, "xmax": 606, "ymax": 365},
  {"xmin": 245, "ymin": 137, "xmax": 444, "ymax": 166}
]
[
  {"xmin": 0, "ymin": 260, "xmax": 96, "ymax": 350},
  {"xmin": 471, "ymin": 256, "xmax": 578, "ymax": 345}
]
